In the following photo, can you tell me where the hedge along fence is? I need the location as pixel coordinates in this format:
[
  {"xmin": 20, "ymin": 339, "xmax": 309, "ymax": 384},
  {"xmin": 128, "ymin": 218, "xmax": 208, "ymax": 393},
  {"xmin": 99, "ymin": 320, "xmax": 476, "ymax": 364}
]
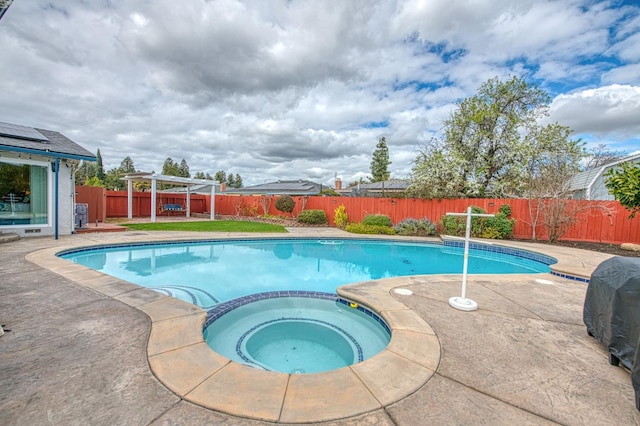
[{"xmin": 93, "ymin": 187, "xmax": 640, "ymax": 244}]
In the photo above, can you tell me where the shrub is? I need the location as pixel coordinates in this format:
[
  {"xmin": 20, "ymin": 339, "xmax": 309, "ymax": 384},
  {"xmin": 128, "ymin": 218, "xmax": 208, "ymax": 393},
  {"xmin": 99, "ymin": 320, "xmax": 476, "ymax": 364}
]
[
  {"xmin": 439, "ymin": 205, "xmax": 515, "ymax": 239},
  {"xmin": 499, "ymin": 203, "xmax": 512, "ymax": 217},
  {"xmin": 345, "ymin": 223, "xmax": 396, "ymax": 235},
  {"xmin": 334, "ymin": 205, "xmax": 348, "ymax": 229},
  {"xmin": 482, "ymin": 204, "xmax": 515, "ymax": 239},
  {"xmin": 297, "ymin": 209, "xmax": 328, "ymax": 225},
  {"xmin": 440, "ymin": 207, "xmax": 486, "ymax": 236},
  {"xmin": 394, "ymin": 218, "xmax": 437, "ymax": 236},
  {"xmin": 275, "ymin": 195, "xmax": 295, "ymax": 215},
  {"xmin": 362, "ymin": 214, "xmax": 393, "ymax": 227}
]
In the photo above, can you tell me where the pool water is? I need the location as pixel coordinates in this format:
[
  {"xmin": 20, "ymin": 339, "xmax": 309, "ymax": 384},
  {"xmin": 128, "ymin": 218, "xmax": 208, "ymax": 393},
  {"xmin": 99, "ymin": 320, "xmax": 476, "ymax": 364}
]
[
  {"xmin": 203, "ymin": 294, "xmax": 391, "ymax": 373},
  {"xmin": 60, "ymin": 238, "xmax": 553, "ymax": 308}
]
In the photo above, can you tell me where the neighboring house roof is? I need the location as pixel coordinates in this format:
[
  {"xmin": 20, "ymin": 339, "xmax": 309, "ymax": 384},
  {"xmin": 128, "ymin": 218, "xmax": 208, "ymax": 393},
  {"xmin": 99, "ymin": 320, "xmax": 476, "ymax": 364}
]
[
  {"xmin": 568, "ymin": 153, "xmax": 640, "ymax": 200},
  {"xmin": 337, "ymin": 179, "xmax": 410, "ymax": 196},
  {"xmin": 224, "ymin": 180, "xmax": 323, "ymax": 196},
  {"xmin": 161, "ymin": 183, "xmax": 221, "ymax": 194},
  {"xmin": 355, "ymin": 179, "xmax": 410, "ymax": 191},
  {"xmin": 0, "ymin": 121, "xmax": 96, "ymax": 161}
]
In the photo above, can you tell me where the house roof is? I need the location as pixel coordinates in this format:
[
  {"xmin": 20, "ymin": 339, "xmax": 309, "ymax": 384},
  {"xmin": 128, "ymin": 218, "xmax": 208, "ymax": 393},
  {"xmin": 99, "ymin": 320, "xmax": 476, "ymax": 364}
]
[
  {"xmin": 354, "ymin": 179, "xmax": 410, "ymax": 190},
  {"xmin": 568, "ymin": 153, "xmax": 640, "ymax": 197},
  {"xmin": 0, "ymin": 121, "xmax": 96, "ymax": 161},
  {"xmin": 224, "ymin": 180, "xmax": 322, "ymax": 195}
]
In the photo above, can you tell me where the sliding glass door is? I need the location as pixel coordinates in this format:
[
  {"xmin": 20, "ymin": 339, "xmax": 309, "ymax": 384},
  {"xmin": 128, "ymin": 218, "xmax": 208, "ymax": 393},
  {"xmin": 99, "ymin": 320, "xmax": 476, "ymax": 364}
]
[{"xmin": 0, "ymin": 159, "xmax": 50, "ymax": 226}]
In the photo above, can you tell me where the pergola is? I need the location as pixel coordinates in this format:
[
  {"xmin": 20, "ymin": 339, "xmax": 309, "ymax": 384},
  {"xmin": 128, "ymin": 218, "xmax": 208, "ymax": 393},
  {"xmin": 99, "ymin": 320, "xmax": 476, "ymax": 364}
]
[{"xmin": 122, "ymin": 172, "xmax": 216, "ymax": 223}]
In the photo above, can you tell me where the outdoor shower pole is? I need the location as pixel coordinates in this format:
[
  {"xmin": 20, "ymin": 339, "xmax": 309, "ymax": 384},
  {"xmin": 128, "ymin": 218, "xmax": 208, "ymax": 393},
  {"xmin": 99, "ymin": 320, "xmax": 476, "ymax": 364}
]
[{"xmin": 446, "ymin": 206, "xmax": 494, "ymax": 311}]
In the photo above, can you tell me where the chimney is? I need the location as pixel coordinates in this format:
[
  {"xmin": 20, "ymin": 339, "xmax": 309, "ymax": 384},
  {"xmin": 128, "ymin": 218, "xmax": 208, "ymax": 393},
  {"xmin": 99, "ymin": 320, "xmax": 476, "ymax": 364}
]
[
  {"xmin": 335, "ymin": 177, "xmax": 342, "ymax": 190},
  {"xmin": 220, "ymin": 182, "xmax": 227, "ymax": 192}
]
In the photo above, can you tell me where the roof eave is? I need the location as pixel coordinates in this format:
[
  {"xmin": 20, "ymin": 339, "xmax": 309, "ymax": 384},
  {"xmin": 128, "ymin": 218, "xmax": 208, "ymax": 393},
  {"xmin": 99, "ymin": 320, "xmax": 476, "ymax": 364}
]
[{"xmin": 0, "ymin": 144, "xmax": 96, "ymax": 161}]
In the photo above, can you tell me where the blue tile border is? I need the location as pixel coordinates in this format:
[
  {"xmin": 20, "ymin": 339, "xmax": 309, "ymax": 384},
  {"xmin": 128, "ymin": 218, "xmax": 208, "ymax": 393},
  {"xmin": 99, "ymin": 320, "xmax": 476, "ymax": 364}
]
[
  {"xmin": 204, "ymin": 290, "xmax": 391, "ymax": 337},
  {"xmin": 441, "ymin": 239, "xmax": 557, "ymax": 266},
  {"xmin": 550, "ymin": 270, "xmax": 590, "ymax": 283}
]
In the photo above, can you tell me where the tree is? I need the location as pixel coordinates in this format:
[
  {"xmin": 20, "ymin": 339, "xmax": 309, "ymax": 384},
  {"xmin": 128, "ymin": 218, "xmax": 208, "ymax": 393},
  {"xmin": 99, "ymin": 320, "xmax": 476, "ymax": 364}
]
[
  {"xmin": 214, "ymin": 171, "xmax": 226, "ymax": 183},
  {"xmin": 162, "ymin": 158, "xmax": 181, "ymax": 176},
  {"xmin": 104, "ymin": 167, "xmax": 126, "ymax": 190},
  {"xmin": 76, "ymin": 161, "xmax": 97, "ymax": 186},
  {"xmin": 227, "ymin": 174, "xmax": 236, "ymax": 188},
  {"xmin": 521, "ymin": 123, "xmax": 586, "ymax": 240},
  {"xmin": 408, "ymin": 139, "xmax": 466, "ymax": 199},
  {"xmin": 95, "ymin": 149, "xmax": 105, "ymax": 182},
  {"xmin": 410, "ymin": 76, "xmax": 550, "ymax": 198},
  {"xmin": 234, "ymin": 173, "xmax": 243, "ymax": 188},
  {"xmin": 178, "ymin": 159, "xmax": 190, "ymax": 178},
  {"xmin": 84, "ymin": 176, "xmax": 103, "ymax": 187},
  {"xmin": 370, "ymin": 137, "xmax": 391, "ymax": 182},
  {"xmin": 605, "ymin": 162, "xmax": 640, "ymax": 218},
  {"xmin": 194, "ymin": 172, "xmax": 214, "ymax": 180},
  {"xmin": 120, "ymin": 156, "xmax": 135, "ymax": 174},
  {"xmin": 585, "ymin": 144, "xmax": 626, "ymax": 170}
]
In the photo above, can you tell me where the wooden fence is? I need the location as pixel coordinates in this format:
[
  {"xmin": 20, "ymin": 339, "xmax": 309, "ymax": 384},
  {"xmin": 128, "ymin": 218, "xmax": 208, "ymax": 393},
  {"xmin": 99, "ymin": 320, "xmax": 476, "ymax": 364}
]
[{"xmin": 77, "ymin": 186, "xmax": 640, "ymax": 244}]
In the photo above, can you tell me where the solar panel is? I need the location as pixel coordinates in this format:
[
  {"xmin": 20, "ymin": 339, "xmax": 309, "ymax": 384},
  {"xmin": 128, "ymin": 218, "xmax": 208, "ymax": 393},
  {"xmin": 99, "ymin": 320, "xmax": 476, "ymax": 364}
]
[{"xmin": 0, "ymin": 121, "xmax": 49, "ymax": 142}]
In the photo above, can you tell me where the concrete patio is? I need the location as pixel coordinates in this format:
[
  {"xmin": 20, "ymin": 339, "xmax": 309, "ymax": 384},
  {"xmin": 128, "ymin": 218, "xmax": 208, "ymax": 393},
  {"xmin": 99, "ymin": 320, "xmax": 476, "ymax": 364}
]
[{"xmin": 1, "ymin": 228, "xmax": 639, "ymax": 425}]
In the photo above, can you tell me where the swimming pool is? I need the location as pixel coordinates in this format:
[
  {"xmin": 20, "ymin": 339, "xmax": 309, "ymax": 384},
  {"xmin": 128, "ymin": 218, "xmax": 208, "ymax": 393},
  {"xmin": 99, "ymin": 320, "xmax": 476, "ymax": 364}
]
[{"xmin": 59, "ymin": 238, "xmax": 554, "ymax": 308}]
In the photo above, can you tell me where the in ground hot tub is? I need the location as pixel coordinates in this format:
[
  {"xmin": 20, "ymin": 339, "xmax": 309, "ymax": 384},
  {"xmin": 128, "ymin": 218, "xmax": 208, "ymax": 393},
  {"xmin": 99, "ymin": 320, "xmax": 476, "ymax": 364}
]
[{"xmin": 203, "ymin": 291, "xmax": 391, "ymax": 374}]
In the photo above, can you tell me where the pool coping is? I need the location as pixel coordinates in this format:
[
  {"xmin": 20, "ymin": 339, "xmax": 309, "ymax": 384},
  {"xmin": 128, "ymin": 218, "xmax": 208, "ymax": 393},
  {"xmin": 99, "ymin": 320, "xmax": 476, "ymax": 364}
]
[{"xmin": 25, "ymin": 234, "xmax": 597, "ymax": 423}]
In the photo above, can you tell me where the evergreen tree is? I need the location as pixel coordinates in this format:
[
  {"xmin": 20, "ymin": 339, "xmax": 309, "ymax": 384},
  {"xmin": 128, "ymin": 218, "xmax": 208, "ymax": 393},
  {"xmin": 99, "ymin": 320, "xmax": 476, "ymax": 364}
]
[
  {"xmin": 178, "ymin": 159, "xmax": 190, "ymax": 177},
  {"xmin": 227, "ymin": 173, "xmax": 236, "ymax": 187},
  {"xmin": 194, "ymin": 171, "xmax": 206, "ymax": 179},
  {"xmin": 95, "ymin": 149, "xmax": 105, "ymax": 181},
  {"xmin": 370, "ymin": 137, "xmax": 391, "ymax": 182},
  {"xmin": 234, "ymin": 173, "xmax": 243, "ymax": 188},
  {"xmin": 162, "ymin": 158, "xmax": 180, "ymax": 176},
  {"xmin": 120, "ymin": 156, "xmax": 135, "ymax": 174}
]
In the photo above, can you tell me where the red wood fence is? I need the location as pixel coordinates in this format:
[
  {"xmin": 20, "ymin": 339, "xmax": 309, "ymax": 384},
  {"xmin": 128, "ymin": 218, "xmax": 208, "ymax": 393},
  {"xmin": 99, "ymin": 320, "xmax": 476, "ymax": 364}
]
[{"xmin": 77, "ymin": 187, "xmax": 640, "ymax": 244}]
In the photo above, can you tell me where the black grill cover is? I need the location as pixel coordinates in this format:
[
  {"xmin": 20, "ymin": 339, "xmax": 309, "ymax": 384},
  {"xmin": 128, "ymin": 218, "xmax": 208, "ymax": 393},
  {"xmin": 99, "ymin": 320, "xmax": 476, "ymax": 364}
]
[{"xmin": 584, "ymin": 256, "xmax": 640, "ymax": 410}]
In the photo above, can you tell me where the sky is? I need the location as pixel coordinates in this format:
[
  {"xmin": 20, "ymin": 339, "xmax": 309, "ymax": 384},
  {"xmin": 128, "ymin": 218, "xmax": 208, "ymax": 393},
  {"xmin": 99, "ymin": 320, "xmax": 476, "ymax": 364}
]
[{"xmin": 1, "ymin": 0, "xmax": 639, "ymax": 187}]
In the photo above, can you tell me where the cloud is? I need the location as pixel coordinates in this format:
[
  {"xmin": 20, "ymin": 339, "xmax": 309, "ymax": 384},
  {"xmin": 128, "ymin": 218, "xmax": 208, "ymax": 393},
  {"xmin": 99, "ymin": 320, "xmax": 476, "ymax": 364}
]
[
  {"xmin": 0, "ymin": 0, "xmax": 639, "ymax": 187},
  {"xmin": 549, "ymin": 84, "xmax": 640, "ymax": 138}
]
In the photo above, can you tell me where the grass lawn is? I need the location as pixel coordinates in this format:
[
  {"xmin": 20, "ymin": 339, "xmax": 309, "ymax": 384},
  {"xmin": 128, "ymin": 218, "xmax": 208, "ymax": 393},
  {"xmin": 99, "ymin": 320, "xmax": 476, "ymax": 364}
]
[{"xmin": 121, "ymin": 220, "xmax": 287, "ymax": 233}]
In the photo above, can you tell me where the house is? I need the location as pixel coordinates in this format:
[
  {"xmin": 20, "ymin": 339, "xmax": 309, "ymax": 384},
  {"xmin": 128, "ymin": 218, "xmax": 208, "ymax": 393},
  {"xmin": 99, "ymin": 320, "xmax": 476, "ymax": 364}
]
[
  {"xmin": 0, "ymin": 121, "xmax": 96, "ymax": 238},
  {"xmin": 568, "ymin": 153, "xmax": 640, "ymax": 200},
  {"xmin": 223, "ymin": 180, "xmax": 323, "ymax": 196},
  {"xmin": 336, "ymin": 179, "xmax": 410, "ymax": 197}
]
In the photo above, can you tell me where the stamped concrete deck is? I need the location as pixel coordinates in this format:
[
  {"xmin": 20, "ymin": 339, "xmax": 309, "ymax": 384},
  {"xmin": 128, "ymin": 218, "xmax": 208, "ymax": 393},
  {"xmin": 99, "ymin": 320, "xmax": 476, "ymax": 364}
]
[{"xmin": 1, "ymin": 228, "xmax": 639, "ymax": 425}]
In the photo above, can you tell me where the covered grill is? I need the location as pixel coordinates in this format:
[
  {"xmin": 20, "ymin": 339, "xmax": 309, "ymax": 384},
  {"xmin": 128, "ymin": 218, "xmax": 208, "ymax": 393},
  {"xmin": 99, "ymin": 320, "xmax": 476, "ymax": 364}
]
[{"xmin": 584, "ymin": 256, "xmax": 640, "ymax": 410}]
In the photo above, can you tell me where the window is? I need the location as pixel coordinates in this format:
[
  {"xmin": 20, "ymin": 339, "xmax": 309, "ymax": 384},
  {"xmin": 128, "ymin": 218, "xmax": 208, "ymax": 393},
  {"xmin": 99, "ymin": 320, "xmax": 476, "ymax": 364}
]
[{"xmin": 0, "ymin": 160, "xmax": 49, "ymax": 226}]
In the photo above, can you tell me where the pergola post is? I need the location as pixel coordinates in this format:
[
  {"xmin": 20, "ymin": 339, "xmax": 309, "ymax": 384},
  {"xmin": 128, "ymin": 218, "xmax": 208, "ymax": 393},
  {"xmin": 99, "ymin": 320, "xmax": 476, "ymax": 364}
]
[
  {"xmin": 186, "ymin": 186, "xmax": 191, "ymax": 218},
  {"xmin": 210, "ymin": 183, "xmax": 215, "ymax": 220},
  {"xmin": 151, "ymin": 177, "xmax": 157, "ymax": 223},
  {"xmin": 127, "ymin": 179, "xmax": 133, "ymax": 219}
]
